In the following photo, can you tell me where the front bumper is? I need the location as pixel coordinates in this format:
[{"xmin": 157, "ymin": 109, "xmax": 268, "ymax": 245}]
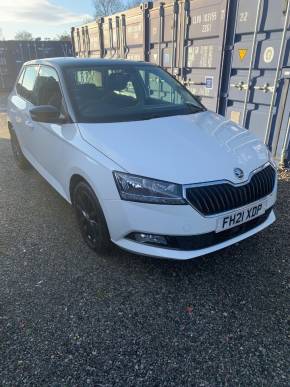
[{"xmin": 101, "ymin": 186, "xmax": 277, "ymax": 260}]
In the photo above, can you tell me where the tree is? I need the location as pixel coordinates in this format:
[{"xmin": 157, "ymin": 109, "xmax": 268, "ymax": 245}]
[
  {"xmin": 126, "ymin": 0, "xmax": 141, "ymax": 9},
  {"xmin": 56, "ymin": 32, "xmax": 71, "ymax": 41},
  {"xmin": 93, "ymin": 0, "xmax": 142, "ymax": 18},
  {"xmin": 14, "ymin": 31, "xmax": 33, "ymax": 41},
  {"xmin": 93, "ymin": 0, "xmax": 123, "ymax": 17}
]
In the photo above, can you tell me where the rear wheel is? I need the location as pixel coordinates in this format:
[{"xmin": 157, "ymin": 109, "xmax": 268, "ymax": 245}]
[
  {"xmin": 10, "ymin": 129, "xmax": 31, "ymax": 170},
  {"xmin": 73, "ymin": 181, "xmax": 111, "ymax": 254}
]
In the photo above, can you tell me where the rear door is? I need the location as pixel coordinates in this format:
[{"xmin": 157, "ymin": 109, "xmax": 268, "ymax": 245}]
[{"xmin": 11, "ymin": 64, "xmax": 39, "ymax": 158}]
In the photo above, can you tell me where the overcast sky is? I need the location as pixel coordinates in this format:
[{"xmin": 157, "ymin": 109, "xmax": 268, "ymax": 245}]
[{"xmin": 0, "ymin": 0, "xmax": 96, "ymax": 40}]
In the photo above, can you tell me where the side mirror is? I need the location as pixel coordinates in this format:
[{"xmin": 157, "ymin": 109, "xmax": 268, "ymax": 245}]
[{"xmin": 30, "ymin": 105, "xmax": 60, "ymax": 123}]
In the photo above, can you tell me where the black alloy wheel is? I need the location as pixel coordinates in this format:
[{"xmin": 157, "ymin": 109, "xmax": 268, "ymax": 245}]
[{"xmin": 73, "ymin": 181, "xmax": 111, "ymax": 254}]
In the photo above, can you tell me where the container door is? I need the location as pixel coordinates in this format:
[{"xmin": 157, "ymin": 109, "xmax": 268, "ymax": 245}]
[
  {"xmin": 85, "ymin": 22, "xmax": 103, "ymax": 58},
  {"xmin": 271, "ymin": 68, "xmax": 290, "ymax": 164},
  {"xmin": 180, "ymin": 0, "xmax": 229, "ymax": 111},
  {"xmin": 120, "ymin": 4, "xmax": 148, "ymax": 61},
  {"xmin": 219, "ymin": 0, "xmax": 290, "ymax": 143},
  {"xmin": 71, "ymin": 27, "xmax": 82, "ymax": 57},
  {"xmin": 148, "ymin": 0, "xmax": 181, "ymax": 76}
]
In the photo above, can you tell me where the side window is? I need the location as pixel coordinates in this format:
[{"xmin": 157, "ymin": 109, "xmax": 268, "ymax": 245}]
[
  {"xmin": 33, "ymin": 66, "xmax": 63, "ymax": 110},
  {"xmin": 17, "ymin": 65, "xmax": 38, "ymax": 103}
]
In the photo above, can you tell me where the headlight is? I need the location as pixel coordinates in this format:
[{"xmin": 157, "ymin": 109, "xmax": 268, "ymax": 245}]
[{"xmin": 113, "ymin": 172, "xmax": 186, "ymax": 204}]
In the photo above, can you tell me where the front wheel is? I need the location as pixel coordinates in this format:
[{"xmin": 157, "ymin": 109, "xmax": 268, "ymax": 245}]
[
  {"xmin": 10, "ymin": 129, "xmax": 31, "ymax": 170},
  {"xmin": 73, "ymin": 181, "xmax": 112, "ymax": 255}
]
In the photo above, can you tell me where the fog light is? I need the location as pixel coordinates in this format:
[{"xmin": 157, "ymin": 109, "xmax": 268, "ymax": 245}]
[{"xmin": 130, "ymin": 233, "xmax": 168, "ymax": 246}]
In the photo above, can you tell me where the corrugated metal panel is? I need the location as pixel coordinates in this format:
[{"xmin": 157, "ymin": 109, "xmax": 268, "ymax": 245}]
[
  {"xmin": 148, "ymin": 0, "xmax": 180, "ymax": 71},
  {"xmin": 271, "ymin": 68, "xmax": 290, "ymax": 165},
  {"xmin": 178, "ymin": 0, "xmax": 229, "ymax": 111},
  {"xmin": 0, "ymin": 40, "xmax": 73, "ymax": 91},
  {"xmin": 218, "ymin": 0, "xmax": 290, "ymax": 150}
]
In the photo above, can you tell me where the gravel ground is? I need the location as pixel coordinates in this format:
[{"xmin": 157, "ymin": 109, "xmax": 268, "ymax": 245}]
[
  {"xmin": 0, "ymin": 93, "xmax": 8, "ymax": 112},
  {"xmin": 0, "ymin": 113, "xmax": 289, "ymax": 386}
]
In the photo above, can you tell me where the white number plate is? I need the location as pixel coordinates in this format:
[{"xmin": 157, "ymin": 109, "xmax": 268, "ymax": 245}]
[{"xmin": 216, "ymin": 200, "xmax": 267, "ymax": 233}]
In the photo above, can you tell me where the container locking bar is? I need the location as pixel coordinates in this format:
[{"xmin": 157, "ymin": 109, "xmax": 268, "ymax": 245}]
[
  {"xmin": 171, "ymin": 0, "xmax": 179, "ymax": 74},
  {"xmin": 115, "ymin": 16, "xmax": 121, "ymax": 58},
  {"xmin": 181, "ymin": 0, "xmax": 190, "ymax": 80},
  {"xmin": 241, "ymin": 0, "xmax": 263, "ymax": 127},
  {"xmin": 280, "ymin": 117, "xmax": 290, "ymax": 167},
  {"xmin": 108, "ymin": 18, "xmax": 116, "ymax": 58},
  {"xmin": 98, "ymin": 18, "xmax": 104, "ymax": 58},
  {"xmin": 158, "ymin": 3, "xmax": 165, "ymax": 66},
  {"xmin": 264, "ymin": 0, "xmax": 290, "ymax": 145},
  {"xmin": 121, "ymin": 14, "xmax": 128, "ymax": 59}
]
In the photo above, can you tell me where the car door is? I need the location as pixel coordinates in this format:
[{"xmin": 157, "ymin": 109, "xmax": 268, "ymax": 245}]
[
  {"xmin": 11, "ymin": 64, "xmax": 39, "ymax": 159},
  {"xmin": 29, "ymin": 65, "xmax": 67, "ymax": 185}
]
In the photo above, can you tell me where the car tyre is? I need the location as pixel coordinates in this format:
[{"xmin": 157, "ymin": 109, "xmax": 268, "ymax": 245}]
[
  {"xmin": 10, "ymin": 129, "xmax": 31, "ymax": 170},
  {"xmin": 73, "ymin": 181, "xmax": 112, "ymax": 254}
]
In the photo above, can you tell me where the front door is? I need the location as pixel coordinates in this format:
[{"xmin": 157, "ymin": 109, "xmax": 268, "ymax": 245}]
[{"xmin": 29, "ymin": 65, "xmax": 67, "ymax": 186}]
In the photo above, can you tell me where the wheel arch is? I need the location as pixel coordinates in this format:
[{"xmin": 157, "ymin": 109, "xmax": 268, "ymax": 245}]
[
  {"xmin": 69, "ymin": 170, "xmax": 105, "ymax": 207},
  {"xmin": 69, "ymin": 172, "xmax": 112, "ymax": 243},
  {"xmin": 69, "ymin": 173, "xmax": 88, "ymax": 205}
]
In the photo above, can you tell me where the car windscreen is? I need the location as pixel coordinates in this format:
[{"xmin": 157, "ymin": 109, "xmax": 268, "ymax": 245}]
[{"xmin": 63, "ymin": 64, "xmax": 205, "ymax": 123}]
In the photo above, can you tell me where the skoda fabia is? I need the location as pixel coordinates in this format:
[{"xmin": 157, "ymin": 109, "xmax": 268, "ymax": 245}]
[{"xmin": 7, "ymin": 58, "xmax": 277, "ymax": 259}]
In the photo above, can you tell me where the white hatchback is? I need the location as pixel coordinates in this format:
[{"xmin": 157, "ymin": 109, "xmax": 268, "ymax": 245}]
[{"xmin": 7, "ymin": 58, "xmax": 277, "ymax": 260}]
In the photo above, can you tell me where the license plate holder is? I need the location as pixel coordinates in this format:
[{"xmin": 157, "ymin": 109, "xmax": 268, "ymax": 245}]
[{"xmin": 216, "ymin": 200, "xmax": 267, "ymax": 233}]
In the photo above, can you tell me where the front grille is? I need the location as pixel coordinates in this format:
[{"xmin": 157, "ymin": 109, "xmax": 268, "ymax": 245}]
[{"xmin": 186, "ymin": 164, "xmax": 276, "ymax": 216}]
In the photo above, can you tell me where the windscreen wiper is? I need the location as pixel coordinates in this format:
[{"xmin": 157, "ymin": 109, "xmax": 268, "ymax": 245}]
[{"xmin": 185, "ymin": 102, "xmax": 206, "ymax": 113}]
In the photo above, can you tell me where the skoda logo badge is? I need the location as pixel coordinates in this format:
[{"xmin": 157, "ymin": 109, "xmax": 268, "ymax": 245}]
[{"xmin": 234, "ymin": 168, "xmax": 244, "ymax": 179}]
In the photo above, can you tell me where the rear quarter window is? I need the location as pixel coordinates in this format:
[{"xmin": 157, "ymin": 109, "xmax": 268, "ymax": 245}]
[{"xmin": 16, "ymin": 68, "xmax": 25, "ymax": 94}]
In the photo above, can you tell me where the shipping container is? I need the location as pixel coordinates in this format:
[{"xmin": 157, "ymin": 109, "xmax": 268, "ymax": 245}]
[
  {"xmin": 219, "ymin": 0, "xmax": 290, "ymax": 165},
  {"xmin": 0, "ymin": 40, "xmax": 73, "ymax": 92},
  {"xmin": 72, "ymin": 0, "xmax": 230, "ymax": 112},
  {"xmin": 71, "ymin": 0, "xmax": 288, "ymax": 164}
]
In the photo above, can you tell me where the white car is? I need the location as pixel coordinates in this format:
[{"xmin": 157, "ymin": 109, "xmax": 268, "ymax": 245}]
[{"xmin": 7, "ymin": 58, "xmax": 277, "ymax": 260}]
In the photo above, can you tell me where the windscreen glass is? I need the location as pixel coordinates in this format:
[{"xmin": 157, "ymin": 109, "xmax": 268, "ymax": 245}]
[{"xmin": 64, "ymin": 64, "xmax": 205, "ymax": 123}]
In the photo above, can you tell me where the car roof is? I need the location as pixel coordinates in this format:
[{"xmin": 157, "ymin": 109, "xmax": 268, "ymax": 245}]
[{"xmin": 24, "ymin": 57, "xmax": 154, "ymax": 69}]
